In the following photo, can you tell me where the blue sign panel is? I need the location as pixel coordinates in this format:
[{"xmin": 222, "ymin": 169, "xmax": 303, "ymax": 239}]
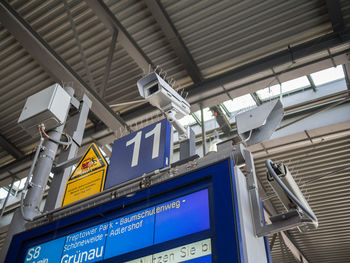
[
  {"xmin": 25, "ymin": 237, "xmax": 66, "ymax": 263},
  {"xmin": 61, "ymin": 223, "xmax": 108, "ymax": 263},
  {"xmin": 185, "ymin": 255, "xmax": 212, "ymax": 263},
  {"xmin": 154, "ymin": 189, "xmax": 210, "ymax": 244},
  {"xmin": 105, "ymin": 119, "xmax": 172, "ymax": 189},
  {"xmin": 104, "ymin": 208, "xmax": 155, "ymax": 258},
  {"xmin": 9, "ymin": 159, "xmax": 249, "ymax": 263},
  {"xmin": 22, "ymin": 189, "xmax": 209, "ymax": 263}
]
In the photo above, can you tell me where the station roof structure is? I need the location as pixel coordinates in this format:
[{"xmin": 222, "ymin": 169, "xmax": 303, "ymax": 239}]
[{"xmin": 0, "ymin": 1, "xmax": 350, "ymax": 262}]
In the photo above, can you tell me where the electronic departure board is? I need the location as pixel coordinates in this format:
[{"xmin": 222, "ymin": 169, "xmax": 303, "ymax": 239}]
[
  {"xmin": 24, "ymin": 190, "xmax": 209, "ymax": 263},
  {"xmin": 7, "ymin": 159, "xmax": 243, "ymax": 263}
]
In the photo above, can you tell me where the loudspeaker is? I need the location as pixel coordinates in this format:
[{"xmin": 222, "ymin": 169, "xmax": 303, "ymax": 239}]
[{"xmin": 236, "ymin": 99, "xmax": 284, "ymax": 146}]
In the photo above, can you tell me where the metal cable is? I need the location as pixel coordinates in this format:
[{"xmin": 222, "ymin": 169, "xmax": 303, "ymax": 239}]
[{"xmin": 20, "ymin": 137, "xmax": 44, "ymax": 221}]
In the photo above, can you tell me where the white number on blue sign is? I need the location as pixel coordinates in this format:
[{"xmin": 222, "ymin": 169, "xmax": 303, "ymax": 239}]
[{"xmin": 126, "ymin": 122, "xmax": 162, "ymax": 167}]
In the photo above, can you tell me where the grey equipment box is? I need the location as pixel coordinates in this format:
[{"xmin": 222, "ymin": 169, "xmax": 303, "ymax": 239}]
[{"xmin": 18, "ymin": 84, "xmax": 71, "ymax": 137}]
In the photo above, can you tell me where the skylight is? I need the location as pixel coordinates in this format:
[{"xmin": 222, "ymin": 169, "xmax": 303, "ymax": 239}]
[
  {"xmin": 257, "ymin": 76, "xmax": 310, "ymax": 100},
  {"xmin": 177, "ymin": 108, "xmax": 214, "ymax": 131},
  {"xmin": 0, "ymin": 188, "xmax": 8, "ymax": 199},
  {"xmin": 194, "ymin": 108, "xmax": 214, "ymax": 122},
  {"xmin": 281, "ymin": 76, "xmax": 310, "ymax": 92},
  {"xmin": 13, "ymin": 178, "xmax": 26, "ymax": 191},
  {"xmin": 175, "ymin": 65, "xmax": 346, "ymax": 135},
  {"xmin": 179, "ymin": 114, "xmax": 196, "ymax": 126},
  {"xmin": 179, "ymin": 95, "xmax": 257, "ymax": 128},
  {"xmin": 310, "ymin": 65, "xmax": 344, "ymax": 86},
  {"xmin": 223, "ymin": 94, "xmax": 256, "ymax": 113}
]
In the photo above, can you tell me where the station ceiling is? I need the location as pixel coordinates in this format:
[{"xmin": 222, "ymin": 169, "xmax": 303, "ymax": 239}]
[{"xmin": 0, "ymin": 0, "xmax": 350, "ymax": 262}]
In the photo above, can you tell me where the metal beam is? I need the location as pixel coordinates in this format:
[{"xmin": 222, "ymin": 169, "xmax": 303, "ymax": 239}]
[
  {"xmin": 200, "ymin": 105, "xmax": 207, "ymax": 155},
  {"xmin": 220, "ymin": 103, "xmax": 231, "ymax": 118},
  {"xmin": 244, "ymin": 149, "xmax": 309, "ymax": 262},
  {"xmin": 121, "ymin": 29, "xmax": 350, "ymax": 121},
  {"xmin": 251, "ymin": 92, "xmax": 262, "ymax": 105},
  {"xmin": 100, "ymin": 31, "xmax": 118, "ymax": 98},
  {"xmin": 86, "ymin": 0, "xmax": 153, "ymax": 74},
  {"xmin": 306, "ymin": 75, "xmax": 317, "ymax": 92},
  {"xmin": 188, "ymin": 31, "xmax": 350, "ymax": 106},
  {"xmin": 45, "ymin": 94, "xmax": 91, "ymax": 210},
  {"xmin": 144, "ymin": 0, "xmax": 203, "ymax": 83},
  {"xmin": 269, "ymin": 233, "xmax": 277, "ymax": 250},
  {"xmin": 0, "ymin": 1, "xmax": 130, "ymax": 133},
  {"xmin": 342, "ymin": 63, "xmax": 350, "ymax": 91},
  {"xmin": 263, "ymin": 196, "xmax": 309, "ymax": 263},
  {"xmin": 191, "ymin": 113, "xmax": 201, "ymax": 126},
  {"xmin": 210, "ymin": 105, "xmax": 232, "ymax": 136},
  {"xmin": 0, "ymin": 134, "xmax": 24, "ymax": 160},
  {"xmin": 326, "ymin": 0, "xmax": 345, "ymax": 33},
  {"xmin": 0, "ymin": 178, "xmax": 15, "ymax": 218},
  {"xmin": 63, "ymin": 0, "xmax": 95, "ymax": 89}
]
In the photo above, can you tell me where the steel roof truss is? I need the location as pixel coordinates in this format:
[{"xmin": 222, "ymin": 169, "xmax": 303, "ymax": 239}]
[
  {"xmin": 86, "ymin": 0, "xmax": 153, "ymax": 74},
  {"xmin": 326, "ymin": 0, "xmax": 345, "ymax": 33},
  {"xmin": 0, "ymin": 1, "xmax": 130, "ymax": 133},
  {"xmin": 144, "ymin": 0, "xmax": 203, "ymax": 83},
  {"xmin": 0, "ymin": 134, "xmax": 24, "ymax": 160}
]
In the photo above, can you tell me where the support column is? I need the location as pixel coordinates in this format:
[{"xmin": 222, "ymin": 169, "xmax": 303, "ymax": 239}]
[
  {"xmin": 179, "ymin": 129, "xmax": 196, "ymax": 161},
  {"xmin": 44, "ymin": 94, "xmax": 91, "ymax": 210},
  {"xmin": 200, "ymin": 105, "xmax": 207, "ymax": 156},
  {"xmin": 0, "ymin": 178, "xmax": 15, "ymax": 218},
  {"xmin": 0, "ymin": 89, "xmax": 73, "ymax": 262}
]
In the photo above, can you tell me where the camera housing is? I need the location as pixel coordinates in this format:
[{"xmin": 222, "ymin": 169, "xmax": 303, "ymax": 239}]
[
  {"xmin": 267, "ymin": 162, "xmax": 318, "ymax": 231},
  {"xmin": 137, "ymin": 73, "xmax": 190, "ymax": 119},
  {"xmin": 138, "ymin": 73, "xmax": 191, "ymax": 141}
]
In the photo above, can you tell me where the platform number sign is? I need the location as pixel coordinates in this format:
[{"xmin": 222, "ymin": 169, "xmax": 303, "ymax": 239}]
[
  {"xmin": 104, "ymin": 119, "xmax": 172, "ymax": 189},
  {"xmin": 126, "ymin": 122, "xmax": 161, "ymax": 167}
]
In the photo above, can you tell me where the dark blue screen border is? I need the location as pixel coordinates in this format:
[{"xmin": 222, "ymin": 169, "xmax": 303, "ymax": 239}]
[{"xmin": 6, "ymin": 158, "xmax": 243, "ymax": 263}]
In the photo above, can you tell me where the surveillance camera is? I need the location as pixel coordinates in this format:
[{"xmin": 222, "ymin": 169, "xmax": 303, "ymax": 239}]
[
  {"xmin": 267, "ymin": 162, "xmax": 318, "ymax": 231},
  {"xmin": 137, "ymin": 73, "xmax": 190, "ymax": 119}
]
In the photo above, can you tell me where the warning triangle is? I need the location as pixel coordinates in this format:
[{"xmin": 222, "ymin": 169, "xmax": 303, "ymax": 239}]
[{"xmin": 69, "ymin": 143, "xmax": 107, "ymax": 181}]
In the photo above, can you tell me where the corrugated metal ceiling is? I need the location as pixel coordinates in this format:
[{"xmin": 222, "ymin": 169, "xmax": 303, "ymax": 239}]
[
  {"xmin": 253, "ymin": 130, "xmax": 350, "ymax": 262},
  {"xmin": 0, "ymin": 1, "xmax": 350, "ymax": 261},
  {"xmin": 163, "ymin": 0, "xmax": 332, "ymax": 78},
  {"xmin": 0, "ymin": 0, "xmax": 349, "ymax": 167}
]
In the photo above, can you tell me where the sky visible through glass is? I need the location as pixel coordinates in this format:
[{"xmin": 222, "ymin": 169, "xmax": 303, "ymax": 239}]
[{"xmin": 178, "ymin": 65, "xmax": 344, "ymax": 127}]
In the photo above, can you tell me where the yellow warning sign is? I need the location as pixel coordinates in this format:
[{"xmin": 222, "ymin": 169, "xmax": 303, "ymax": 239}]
[{"xmin": 62, "ymin": 143, "xmax": 108, "ymax": 206}]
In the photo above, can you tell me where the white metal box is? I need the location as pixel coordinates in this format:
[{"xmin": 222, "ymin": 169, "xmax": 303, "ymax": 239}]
[{"xmin": 18, "ymin": 84, "xmax": 71, "ymax": 136}]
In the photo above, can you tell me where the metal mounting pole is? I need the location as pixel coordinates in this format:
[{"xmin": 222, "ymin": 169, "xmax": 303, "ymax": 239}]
[
  {"xmin": 0, "ymin": 178, "xmax": 15, "ymax": 218},
  {"xmin": 22, "ymin": 126, "xmax": 64, "ymax": 219},
  {"xmin": 179, "ymin": 128, "xmax": 196, "ymax": 161},
  {"xmin": 200, "ymin": 105, "xmax": 207, "ymax": 156},
  {"xmin": 44, "ymin": 94, "xmax": 91, "ymax": 210},
  {"xmin": 0, "ymin": 88, "xmax": 74, "ymax": 262},
  {"xmin": 243, "ymin": 148, "xmax": 310, "ymax": 237}
]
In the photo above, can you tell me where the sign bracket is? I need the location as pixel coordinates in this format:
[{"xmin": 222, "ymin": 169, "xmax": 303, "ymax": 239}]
[{"xmin": 44, "ymin": 94, "xmax": 91, "ymax": 210}]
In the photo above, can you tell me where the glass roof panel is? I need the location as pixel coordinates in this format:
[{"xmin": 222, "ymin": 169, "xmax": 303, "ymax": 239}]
[
  {"xmin": 310, "ymin": 65, "xmax": 344, "ymax": 86},
  {"xmin": 257, "ymin": 76, "xmax": 310, "ymax": 100},
  {"xmin": 179, "ymin": 114, "xmax": 196, "ymax": 126},
  {"xmin": 0, "ymin": 188, "xmax": 8, "ymax": 199},
  {"xmin": 281, "ymin": 76, "xmax": 310, "ymax": 92},
  {"xmin": 256, "ymin": 85, "xmax": 281, "ymax": 100},
  {"xmin": 13, "ymin": 178, "xmax": 26, "ymax": 191},
  {"xmin": 194, "ymin": 108, "xmax": 214, "ymax": 122},
  {"xmin": 223, "ymin": 94, "xmax": 256, "ymax": 113}
]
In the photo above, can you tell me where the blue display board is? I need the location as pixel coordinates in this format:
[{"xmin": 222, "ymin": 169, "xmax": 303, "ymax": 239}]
[
  {"xmin": 105, "ymin": 119, "xmax": 172, "ymax": 189},
  {"xmin": 22, "ymin": 190, "xmax": 209, "ymax": 262},
  {"xmin": 7, "ymin": 159, "xmax": 244, "ymax": 263}
]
